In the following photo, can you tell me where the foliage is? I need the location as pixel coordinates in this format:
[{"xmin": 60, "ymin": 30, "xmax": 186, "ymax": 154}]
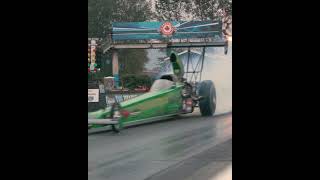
[
  {"xmin": 118, "ymin": 49, "xmax": 149, "ymax": 75},
  {"xmin": 88, "ymin": 0, "xmax": 153, "ymax": 78},
  {"xmin": 121, "ymin": 74, "xmax": 153, "ymax": 90},
  {"xmin": 154, "ymin": 0, "xmax": 232, "ymax": 21},
  {"xmin": 155, "ymin": 0, "xmax": 193, "ymax": 21},
  {"xmin": 192, "ymin": 0, "xmax": 232, "ymax": 21}
]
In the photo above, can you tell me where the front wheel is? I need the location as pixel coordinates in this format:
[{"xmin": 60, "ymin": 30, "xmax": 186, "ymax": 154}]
[
  {"xmin": 111, "ymin": 122, "xmax": 123, "ymax": 133},
  {"xmin": 198, "ymin": 80, "xmax": 216, "ymax": 116}
]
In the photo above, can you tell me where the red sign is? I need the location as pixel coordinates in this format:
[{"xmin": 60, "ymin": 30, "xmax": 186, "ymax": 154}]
[{"xmin": 160, "ymin": 22, "xmax": 176, "ymax": 36}]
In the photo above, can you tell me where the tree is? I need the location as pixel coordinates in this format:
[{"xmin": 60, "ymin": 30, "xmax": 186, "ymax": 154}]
[
  {"xmin": 154, "ymin": 0, "xmax": 232, "ymax": 23},
  {"xmin": 112, "ymin": 0, "xmax": 153, "ymax": 22},
  {"xmin": 89, "ymin": 0, "xmax": 153, "ymax": 37},
  {"xmin": 88, "ymin": 0, "xmax": 115, "ymax": 38},
  {"xmin": 155, "ymin": 0, "xmax": 193, "ymax": 21},
  {"xmin": 118, "ymin": 49, "xmax": 149, "ymax": 75},
  {"xmin": 88, "ymin": 0, "xmax": 153, "ymax": 78},
  {"xmin": 153, "ymin": 0, "xmax": 232, "ymax": 37},
  {"xmin": 192, "ymin": 0, "xmax": 231, "ymax": 20}
]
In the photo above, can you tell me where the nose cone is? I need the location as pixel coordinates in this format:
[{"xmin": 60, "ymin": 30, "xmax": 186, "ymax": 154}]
[{"xmin": 88, "ymin": 107, "xmax": 111, "ymax": 119}]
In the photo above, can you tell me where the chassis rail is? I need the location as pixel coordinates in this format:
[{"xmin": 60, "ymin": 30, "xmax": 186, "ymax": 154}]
[{"xmin": 88, "ymin": 118, "xmax": 119, "ymax": 125}]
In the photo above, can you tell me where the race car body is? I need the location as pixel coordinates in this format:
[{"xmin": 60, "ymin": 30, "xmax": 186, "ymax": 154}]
[
  {"xmin": 88, "ymin": 52, "xmax": 216, "ymax": 132},
  {"xmin": 88, "ymin": 79, "xmax": 184, "ymax": 129}
]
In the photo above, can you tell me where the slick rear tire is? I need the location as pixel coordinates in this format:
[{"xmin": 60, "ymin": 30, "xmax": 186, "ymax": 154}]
[{"xmin": 199, "ymin": 80, "xmax": 216, "ymax": 116}]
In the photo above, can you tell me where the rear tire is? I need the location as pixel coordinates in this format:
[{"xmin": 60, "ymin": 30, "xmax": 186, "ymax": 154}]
[{"xmin": 199, "ymin": 80, "xmax": 216, "ymax": 116}]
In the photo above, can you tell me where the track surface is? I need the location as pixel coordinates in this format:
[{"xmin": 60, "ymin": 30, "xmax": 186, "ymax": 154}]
[{"xmin": 88, "ymin": 111, "xmax": 232, "ymax": 180}]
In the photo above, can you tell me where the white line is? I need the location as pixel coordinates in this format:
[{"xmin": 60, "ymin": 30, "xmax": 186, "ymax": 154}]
[
  {"xmin": 113, "ymin": 27, "xmax": 158, "ymax": 31},
  {"xmin": 176, "ymin": 31, "xmax": 219, "ymax": 34},
  {"xmin": 177, "ymin": 23, "xmax": 219, "ymax": 30},
  {"xmin": 113, "ymin": 33, "xmax": 160, "ymax": 35},
  {"xmin": 174, "ymin": 21, "xmax": 189, "ymax": 28}
]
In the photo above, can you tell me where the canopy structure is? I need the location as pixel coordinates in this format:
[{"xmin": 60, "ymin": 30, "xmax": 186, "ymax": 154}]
[
  {"xmin": 102, "ymin": 21, "xmax": 228, "ymax": 87},
  {"xmin": 113, "ymin": 21, "xmax": 221, "ymax": 40},
  {"xmin": 104, "ymin": 21, "xmax": 228, "ymax": 52}
]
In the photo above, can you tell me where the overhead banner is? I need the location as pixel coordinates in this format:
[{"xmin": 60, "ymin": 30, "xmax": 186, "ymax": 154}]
[{"xmin": 112, "ymin": 21, "xmax": 223, "ymax": 41}]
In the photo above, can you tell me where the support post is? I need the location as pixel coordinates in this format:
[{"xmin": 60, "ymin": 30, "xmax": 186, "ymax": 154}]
[
  {"xmin": 112, "ymin": 50, "xmax": 119, "ymax": 88},
  {"xmin": 186, "ymin": 47, "xmax": 190, "ymax": 80},
  {"xmin": 199, "ymin": 47, "xmax": 206, "ymax": 81}
]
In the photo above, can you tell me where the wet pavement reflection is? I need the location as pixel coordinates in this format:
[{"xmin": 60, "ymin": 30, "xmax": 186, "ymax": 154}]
[{"xmin": 88, "ymin": 112, "xmax": 232, "ymax": 180}]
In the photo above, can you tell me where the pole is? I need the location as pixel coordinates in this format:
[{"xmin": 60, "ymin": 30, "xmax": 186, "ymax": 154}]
[
  {"xmin": 186, "ymin": 47, "xmax": 190, "ymax": 80},
  {"xmin": 112, "ymin": 50, "xmax": 119, "ymax": 88},
  {"xmin": 199, "ymin": 47, "xmax": 206, "ymax": 81}
]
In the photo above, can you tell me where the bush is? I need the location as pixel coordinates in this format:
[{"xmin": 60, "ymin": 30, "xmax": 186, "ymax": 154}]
[{"xmin": 121, "ymin": 74, "xmax": 153, "ymax": 90}]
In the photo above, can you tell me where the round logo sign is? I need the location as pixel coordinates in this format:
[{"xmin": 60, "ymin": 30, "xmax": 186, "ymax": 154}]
[{"xmin": 160, "ymin": 22, "xmax": 176, "ymax": 36}]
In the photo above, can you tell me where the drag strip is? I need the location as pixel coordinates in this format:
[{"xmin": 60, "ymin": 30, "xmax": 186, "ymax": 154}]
[{"xmin": 88, "ymin": 112, "xmax": 232, "ymax": 180}]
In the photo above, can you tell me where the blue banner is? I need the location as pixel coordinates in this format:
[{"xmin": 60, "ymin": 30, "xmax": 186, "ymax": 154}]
[{"xmin": 112, "ymin": 21, "xmax": 223, "ymax": 41}]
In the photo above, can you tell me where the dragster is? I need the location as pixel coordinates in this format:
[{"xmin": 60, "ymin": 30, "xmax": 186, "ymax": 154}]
[
  {"xmin": 88, "ymin": 20, "xmax": 228, "ymax": 132},
  {"xmin": 89, "ymin": 52, "xmax": 217, "ymax": 132}
]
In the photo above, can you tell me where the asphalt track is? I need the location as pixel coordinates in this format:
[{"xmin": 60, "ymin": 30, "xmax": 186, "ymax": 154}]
[{"xmin": 88, "ymin": 111, "xmax": 232, "ymax": 180}]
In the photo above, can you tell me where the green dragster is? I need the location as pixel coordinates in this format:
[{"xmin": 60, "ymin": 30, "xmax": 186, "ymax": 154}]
[{"xmin": 88, "ymin": 52, "xmax": 217, "ymax": 132}]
